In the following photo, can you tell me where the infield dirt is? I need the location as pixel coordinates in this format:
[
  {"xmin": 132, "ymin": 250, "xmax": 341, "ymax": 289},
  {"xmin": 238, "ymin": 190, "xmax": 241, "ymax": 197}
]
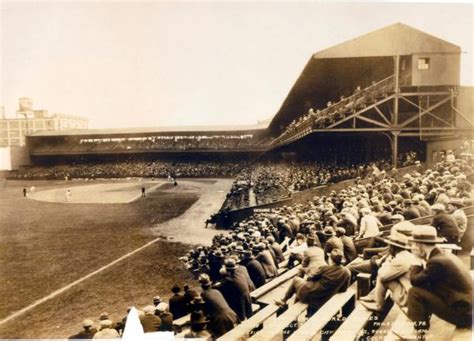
[{"xmin": 0, "ymin": 178, "xmax": 231, "ymax": 338}]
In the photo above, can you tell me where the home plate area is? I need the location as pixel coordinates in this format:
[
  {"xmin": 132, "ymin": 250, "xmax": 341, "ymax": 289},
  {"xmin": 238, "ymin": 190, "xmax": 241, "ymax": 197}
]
[{"xmin": 27, "ymin": 181, "xmax": 163, "ymax": 204}]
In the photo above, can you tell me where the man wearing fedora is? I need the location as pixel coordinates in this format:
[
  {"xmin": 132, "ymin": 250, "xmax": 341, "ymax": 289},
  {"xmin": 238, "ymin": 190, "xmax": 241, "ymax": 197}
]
[
  {"xmin": 219, "ymin": 259, "xmax": 253, "ymax": 321},
  {"xmin": 359, "ymin": 223, "xmax": 417, "ymax": 312},
  {"xmin": 183, "ymin": 312, "xmax": 212, "ymax": 340},
  {"xmin": 399, "ymin": 225, "xmax": 472, "ymax": 339},
  {"xmin": 240, "ymin": 250, "xmax": 266, "ymax": 288},
  {"xmin": 447, "ymin": 198, "xmax": 467, "ymax": 239},
  {"xmin": 198, "ymin": 274, "xmax": 238, "ymax": 338},
  {"xmin": 430, "ymin": 204, "xmax": 460, "ymax": 244}
]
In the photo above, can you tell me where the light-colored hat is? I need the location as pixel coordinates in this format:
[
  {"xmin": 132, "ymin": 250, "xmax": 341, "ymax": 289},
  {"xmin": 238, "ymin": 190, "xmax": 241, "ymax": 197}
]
[
  {"xmin": 156, "ymin": 302, "xmax": 169, "ymax": 312},
  {"xmin": 431, "ymin": 204, "xmax": 445, "ymax": 211},
  {"xmin": 408, "ymin": 225, "xmax": 444, "ymax": 244},
  {"xmin": 82, "ymin": 319, "xmax": 94, "ymax": 328},
  {"xmin": 99, "ymin": 319, "xmax": 112, "ymax": 328},
  {"xmin": 143, "ymin": 305, "xmax": 156, "ymax": 314},
  {"xmin": 383, "ymin": 229, "xmax": 410, "ymax": 249},
  {"xmin": 361, "ymin": 207, "xmax": 371, "ymax": 214},
  {"xmin": 390, "ymin": 214, "xmax": 405, "ymax": 221}
]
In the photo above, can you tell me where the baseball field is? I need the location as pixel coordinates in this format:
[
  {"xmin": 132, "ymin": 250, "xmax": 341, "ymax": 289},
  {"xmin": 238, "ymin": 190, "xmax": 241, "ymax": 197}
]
[{"xmin": 0, "ymin": 178, "xmax": 233, "ymax": 338}]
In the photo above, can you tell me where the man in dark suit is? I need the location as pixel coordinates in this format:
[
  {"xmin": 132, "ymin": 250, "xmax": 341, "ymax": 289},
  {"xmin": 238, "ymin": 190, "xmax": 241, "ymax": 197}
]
[
  {"xmin": 399, "ymin": 225, "xmax": 472, "ymax": 339},
  {"xmin": 266, "ymin": 236, "xmax": 284, "ymax": 264},
  {"xmin": 430, "ymin": 204, "xmax": 460, "ymax": 244},
  {"xmin": 240, "ymin": 250, "xmax": 266, "ymax": 288},
  {"xmin": 219, "ymin": 259, "xmax": 253, "ymax": 321},
  {"xmin": 199, "ymin": 274, "xmax": 239, "ymax": 338},
  {"xmin": 276, "ymin": 249, "xmax": 351, "ymax": 316},
  {"xmin": 335, "ymin": 228, "xmax": 357, "ymax": 263},
  {"xmin": 255, "ymin": 243, "xmax": 278, "ymax": 278},
  {"xmin": 168, "ymin": 284, "xmax": 188, "ymax": 319}
]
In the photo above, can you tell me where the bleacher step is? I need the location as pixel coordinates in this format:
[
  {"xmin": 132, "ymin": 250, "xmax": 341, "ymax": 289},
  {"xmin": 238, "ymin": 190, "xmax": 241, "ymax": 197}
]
[{"xmin": 288, "ymin": 285, "xmax": 356, "ymax": 341}]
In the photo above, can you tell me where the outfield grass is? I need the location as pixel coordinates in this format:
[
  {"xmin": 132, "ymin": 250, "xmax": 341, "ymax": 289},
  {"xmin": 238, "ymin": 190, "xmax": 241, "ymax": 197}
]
[{"xmin": 0, "ymin": 180, "xmax": 200, "ymax": 338}]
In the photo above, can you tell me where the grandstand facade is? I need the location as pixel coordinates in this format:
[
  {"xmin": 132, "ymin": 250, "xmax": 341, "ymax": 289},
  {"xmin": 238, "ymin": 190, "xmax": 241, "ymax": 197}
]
[{"xmin": 17, "ymin": 23, "xmax": 472, "ymax": 171}]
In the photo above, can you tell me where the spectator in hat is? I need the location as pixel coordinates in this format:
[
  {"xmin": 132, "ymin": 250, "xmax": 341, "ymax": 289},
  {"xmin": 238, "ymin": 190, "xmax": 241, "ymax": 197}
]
[
  {"xmin": 255, "ymin": 243, "xmax": 278, "ymax": 278},
  {"xmin": 139, "ymin": 305, "xmax": 162, "ymax": 333},
  {"xmin": 355, "ymin": 207, "xmax": 381, "ymax": 250},
  {"xmin": 287, "ymin": 233, "xmax": 308, "ymax": 268},
  {"xmin": 336, "ymin": 227, "xmax": 357, "ymax": 263},
  {"xmin": 398, "ymin": 225, "xmax": 472, "ymax": 339},
  {"xmin": 447, "ymin": 198, "xmax": 467, "ymax": 238},
  {"xmin": 240, "ymin": 250, "xmax": 266, "ymax": 288},
  {"xmin": 430, "ymin": 204, "xmax": 460, "ymax": 244},
  {"xmin": 169, "ymin": 284, "xmax": 188, "ymax": 320},
  {"xmin": 152, "ymin": 295, "xmax": 162, "ymax": 307},
  {"xmin": 402, "ymin": 199, "xmax": 421, "ymax": 220},
  {"xmin": 266, "ymin": 235, "xmax": 285, "ymax": 263},
  {"xmin": 198, "ymin": 274, "xmax": 238, "ymax": 338},
  {"xmin": 93, "ymin": 319, "xmax": 120, "ymax": 339},
  {"xmin": 69, "ymin": 319, "xmax": 97, "ymax": 339},
  {"xmin": 300, "ymin": 235, "xmax": 327, "ymax": 278},
  {"xmin": 184, "ymin": 284, "xmax": 200, "ymax": 313},
  {"xmin": 219, "ymin": 259, "xmax": 253, "ymax": 321},
  {"xmin": 183, "ymin": 312, "xmax": 212, "ymax": 340},
  {"xmin": 275, "ymin": 249, "xmax": 351, "ymax": 316},
  {"xmin": 155, "ymin": 302, "xmax": 173, "ymax": 332},
  {"xmin": 359, "ymin": 225, "xmax": 417, "ymax": 312},
  {"xmin": 322, "ymin": 227, "xmax": 345, "ymax": 263}
]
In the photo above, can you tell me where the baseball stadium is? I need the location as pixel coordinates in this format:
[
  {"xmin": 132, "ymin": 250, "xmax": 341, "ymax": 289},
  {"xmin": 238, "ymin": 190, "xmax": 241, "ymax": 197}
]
[{"xmin": 1, "ymin": 18, "xmax": 473, "ymax": 341}]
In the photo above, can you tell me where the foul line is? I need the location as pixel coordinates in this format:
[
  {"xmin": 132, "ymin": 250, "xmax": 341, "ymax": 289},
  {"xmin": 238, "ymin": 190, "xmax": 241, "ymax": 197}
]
[
  {"xmin": 126, "ymin": 182, "xmax": 164, "ymax": 203},
  {"xmin": 0, "ymin": 235, "xmax": 165, "ymax": 326}
]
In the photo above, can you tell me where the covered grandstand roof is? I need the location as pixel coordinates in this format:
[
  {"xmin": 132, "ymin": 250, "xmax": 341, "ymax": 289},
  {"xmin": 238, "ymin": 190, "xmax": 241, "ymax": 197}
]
[
  {"xmin": 313, "ymin": 23, "xmax": 460, "ymax": 59},
  {"xmin": 268, "ymin": 23, "xmax": 461, "ymax": 133},
  {"xmin": 29, "ymin": 123, "xmax": 268, "ymax": 138}
]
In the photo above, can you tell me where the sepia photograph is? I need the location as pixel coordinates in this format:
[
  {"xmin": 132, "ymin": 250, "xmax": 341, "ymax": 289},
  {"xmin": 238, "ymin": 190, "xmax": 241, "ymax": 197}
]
[{"xmin": 0, "ymin": 1, "xmax": 473, "ymax": 340}]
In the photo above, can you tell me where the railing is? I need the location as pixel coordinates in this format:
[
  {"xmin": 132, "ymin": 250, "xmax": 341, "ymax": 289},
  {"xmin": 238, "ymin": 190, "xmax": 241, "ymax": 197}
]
[{"xmin": 272, "ymin": 75, "xmax": 397, "ymax": 147}]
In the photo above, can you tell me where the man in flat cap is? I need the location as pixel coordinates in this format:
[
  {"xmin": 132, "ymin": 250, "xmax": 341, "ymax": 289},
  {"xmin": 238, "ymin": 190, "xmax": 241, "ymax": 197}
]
[{"xmin": 198, "ymin": 273, "xmax": 238, "ymax": 337}]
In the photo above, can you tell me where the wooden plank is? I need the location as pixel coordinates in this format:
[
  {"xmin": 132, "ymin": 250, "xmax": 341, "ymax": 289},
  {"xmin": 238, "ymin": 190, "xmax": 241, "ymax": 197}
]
[
  {"xmin": 173, "ymin": 313, "xmax": 190, "ymax": 328},
  {"xmin": 257, "ymin": 277, "xmax": 295, "ymax": 305},
  {"xmin": 217, "ymin": 304, "xmax": 279, "ymax": 341},
  {"xmin": 288, "ymin": 286, "xmax": 356, "ymax": 341},
  {"xmin": 250, "ymin": 266, "xmax": 301, "ymax": 301},
  {"xmin": 330, "ymin": 301, "xmax": 372, "ymax": 340},
  {"xmin": 250, "ymin": 301, "xmax": 307, "ymax": 341}
]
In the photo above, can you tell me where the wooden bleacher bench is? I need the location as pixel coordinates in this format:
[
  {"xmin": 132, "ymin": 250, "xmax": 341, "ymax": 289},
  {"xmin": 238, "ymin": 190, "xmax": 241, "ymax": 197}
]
[
  {"xmin": 217, "ymin": 304, "xmax": 280, "ymax": 341},
  {"xmin": 250, "ymin": 299, "xmax": 307, "ymax": 341},
  {"xmin": 250, "ymin": 266, "xmax": 301, "ymax": 302},
  {"xmin": 288, "ymin": 283, "xmax": 356, "ymax": 341}
]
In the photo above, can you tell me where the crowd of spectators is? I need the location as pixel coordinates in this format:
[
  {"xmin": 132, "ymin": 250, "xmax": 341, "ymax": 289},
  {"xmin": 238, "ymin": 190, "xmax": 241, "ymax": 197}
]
[
  {"xmin": 276, "ymin": 75, "xmax": 401, "ymax": 144},
  {"xmin": 15, "ymin": 160, "xmax": 246, "ymax": 180},
  {"xmin": 68, "ymin": 153, "xmax": 472, "ymax": 339},
  {"xmin": 221, "ymin": 158, "xmax": 397, "ymax": 211},
  {"xmin": 34, "ymin": 135, "xmax": 265, "ymax": 154},
  {"xmin": 178, "ymin": 156, "xmax": 471, "ymax": 338}
]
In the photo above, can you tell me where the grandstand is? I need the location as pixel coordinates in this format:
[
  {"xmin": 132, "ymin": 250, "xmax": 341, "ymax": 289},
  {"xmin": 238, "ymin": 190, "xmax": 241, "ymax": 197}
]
[{"xmin": 2, "ymin": 22, "xmax": 473, "ymax": 340}]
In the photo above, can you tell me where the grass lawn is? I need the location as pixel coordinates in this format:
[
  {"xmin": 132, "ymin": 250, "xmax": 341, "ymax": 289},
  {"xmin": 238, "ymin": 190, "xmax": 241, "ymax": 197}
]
[{"xmin": 0, "ymin": 180, "xmax": 199, "ymax": 338}]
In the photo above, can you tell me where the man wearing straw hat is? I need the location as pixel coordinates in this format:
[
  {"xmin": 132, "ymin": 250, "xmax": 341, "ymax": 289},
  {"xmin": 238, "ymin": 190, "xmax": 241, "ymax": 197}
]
[
  {"xmin": 359, "ymin": 222, "xmax": 417, "ymax": 312},
  {"xmin": 397, "ymin": 225, "xmax": 472, "ymax": 339}
]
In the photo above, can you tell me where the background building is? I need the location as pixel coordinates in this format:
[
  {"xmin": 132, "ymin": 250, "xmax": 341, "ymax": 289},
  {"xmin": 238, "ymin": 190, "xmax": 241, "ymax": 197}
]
[
  {"xmin": 0, "ymin": 98, "xmax": 88, "ymax": 171},
  {"xmin": 1, "ymin": 97, "xmax": 88, "ymax": 147}
]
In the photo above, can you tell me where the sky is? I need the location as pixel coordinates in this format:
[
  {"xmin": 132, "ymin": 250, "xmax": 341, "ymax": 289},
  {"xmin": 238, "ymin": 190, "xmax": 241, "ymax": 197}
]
[{"xmin": 0, "ymin": 1, "xmax": 473, "ymax": 129}]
